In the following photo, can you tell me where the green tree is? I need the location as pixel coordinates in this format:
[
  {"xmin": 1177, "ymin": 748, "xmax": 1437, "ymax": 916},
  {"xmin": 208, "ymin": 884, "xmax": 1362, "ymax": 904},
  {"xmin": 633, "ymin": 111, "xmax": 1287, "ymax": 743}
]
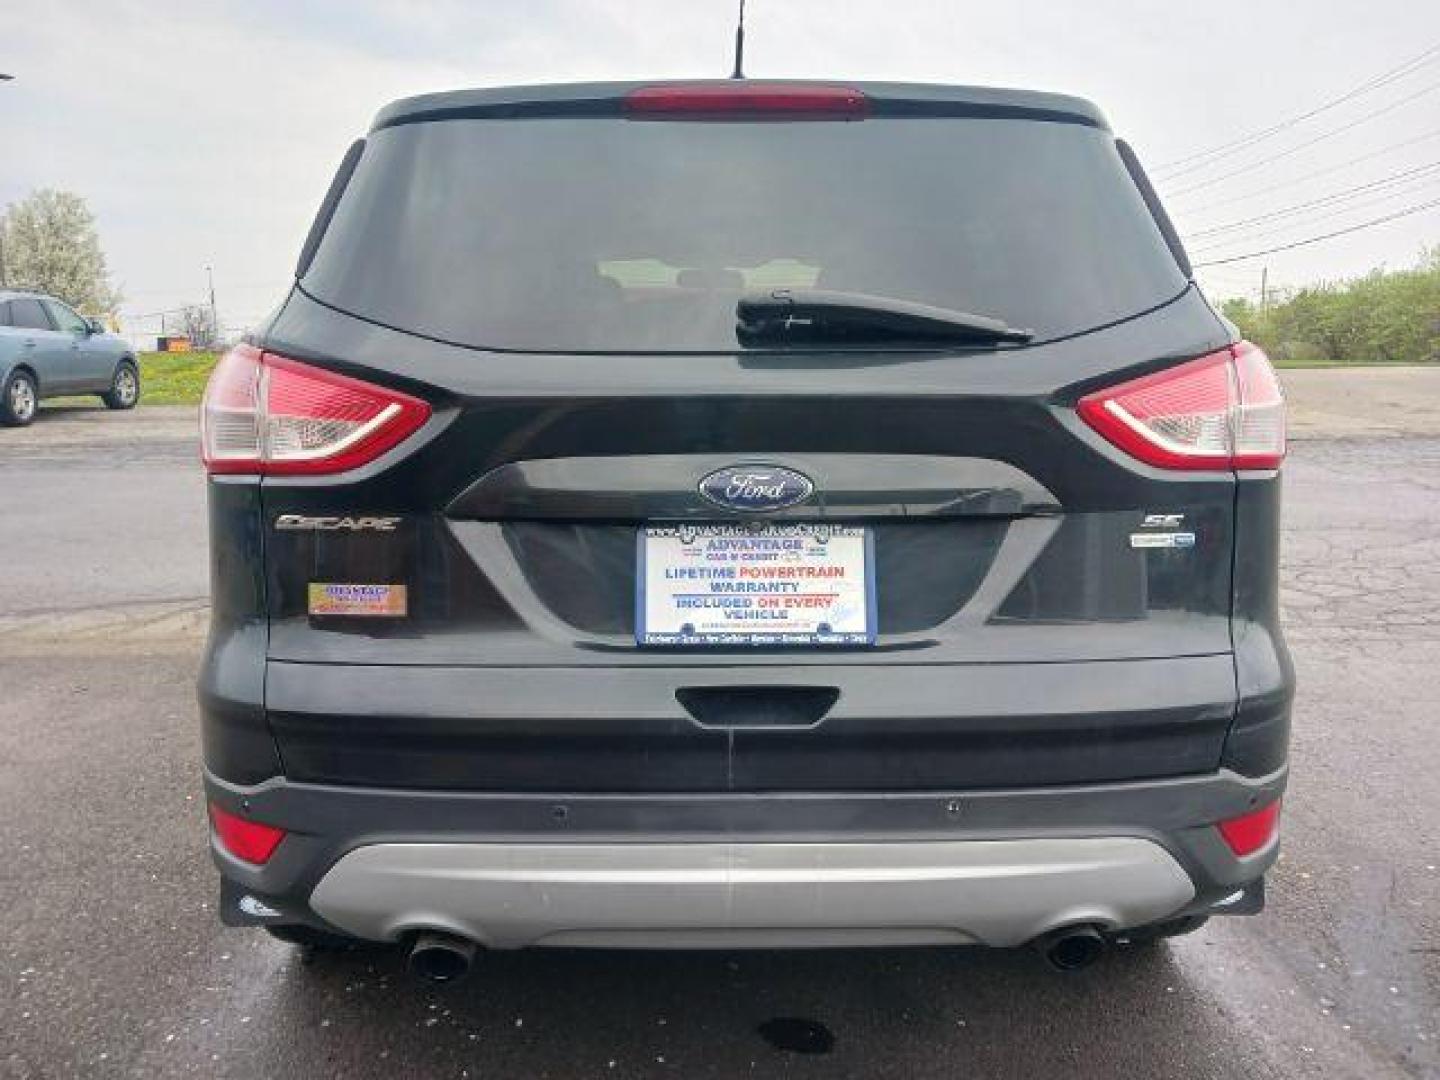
[
  {"xmin": 1219, "ymin": 297, "xmax": 1256, "ymax": 331},
  {"xmin": 1213, "ymin": 248, "xmax": 1440, "ymax": 364},
  {"xmin": 0, "ymin": 189, "xmax": 121, "ymax": 315},
  {"xmin": 1356, "ymin": 258, "xmax": 1440, "ymax": 363}
]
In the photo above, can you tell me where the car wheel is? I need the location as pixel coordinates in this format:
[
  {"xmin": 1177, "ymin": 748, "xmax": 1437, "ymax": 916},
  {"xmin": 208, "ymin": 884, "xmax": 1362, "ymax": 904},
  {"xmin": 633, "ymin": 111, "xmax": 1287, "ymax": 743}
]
[
  {"xmin": 101, "ymin": 361, "xmax": 140, "ymax": 410},
  {"xmin": 1, "ymin": 369, "xmax": 39, "ymax": 427},
  {"xmin": 265, "ymin": 924, "xmax": 366, "ymax": 952}
]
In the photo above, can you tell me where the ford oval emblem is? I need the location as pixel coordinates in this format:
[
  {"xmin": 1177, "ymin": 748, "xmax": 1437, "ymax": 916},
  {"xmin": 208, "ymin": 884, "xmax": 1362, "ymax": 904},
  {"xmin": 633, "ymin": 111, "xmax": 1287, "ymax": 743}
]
[{"xmin": 697, "ymin": 464, "xmax": 814, "ymax": 513}]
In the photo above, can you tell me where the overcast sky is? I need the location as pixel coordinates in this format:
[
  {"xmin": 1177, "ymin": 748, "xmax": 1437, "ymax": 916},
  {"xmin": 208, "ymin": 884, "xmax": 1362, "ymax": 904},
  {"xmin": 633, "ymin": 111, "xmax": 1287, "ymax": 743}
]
[{"xmin": 4, "ymin": 0, "xmax": 1440, "ymax": 333}]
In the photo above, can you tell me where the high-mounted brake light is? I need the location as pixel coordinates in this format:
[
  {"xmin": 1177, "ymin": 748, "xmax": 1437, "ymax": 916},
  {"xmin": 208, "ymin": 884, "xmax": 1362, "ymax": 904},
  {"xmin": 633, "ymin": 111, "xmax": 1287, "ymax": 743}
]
[
  {"xmin": 624, "ymin": 83, "xmax": 868, "ymax": 119},
  {"xmin": 1217, "ymin": 799, "xmax": 1281, "ymax": 858},
  {"xmin": 1077, "ymin": 341, "xmax": 1286, "ymax": 471},
  {"xmin": 209, "ymin": 803, "xmax": 287, "ymax": 865},
  {"xmin": 201, "ymin": 344, "xmax": 430, "ymax": 475}
]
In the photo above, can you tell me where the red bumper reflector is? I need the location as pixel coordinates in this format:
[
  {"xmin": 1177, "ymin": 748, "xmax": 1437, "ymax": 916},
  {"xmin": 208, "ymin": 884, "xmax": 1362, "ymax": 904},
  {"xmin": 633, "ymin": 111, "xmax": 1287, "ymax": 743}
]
[
  {"xmin": 209, "ymin": 803, "xmax": 286, "ymax": 865},
  {"xmin": 1217, "ymin": 799, "xmax": 1281, "ymax": 857},
  {"xmin": 624, "ymin": 83, "xmax": 868, "ymax": 118}
]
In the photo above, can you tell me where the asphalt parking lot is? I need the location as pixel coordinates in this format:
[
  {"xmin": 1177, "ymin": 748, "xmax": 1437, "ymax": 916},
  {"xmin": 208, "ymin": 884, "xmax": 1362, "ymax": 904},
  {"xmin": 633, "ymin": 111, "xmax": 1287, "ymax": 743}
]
[{"xmin": 2, "ymin": 368, "xmax": 1437, "ymax": 1079}]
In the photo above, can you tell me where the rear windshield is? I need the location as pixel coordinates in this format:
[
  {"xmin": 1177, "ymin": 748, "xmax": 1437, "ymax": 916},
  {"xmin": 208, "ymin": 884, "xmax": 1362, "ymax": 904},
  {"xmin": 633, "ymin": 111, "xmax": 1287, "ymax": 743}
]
[{"xmin": 302, "ymin": 116, "xmax": 1186, "ymax": 352}]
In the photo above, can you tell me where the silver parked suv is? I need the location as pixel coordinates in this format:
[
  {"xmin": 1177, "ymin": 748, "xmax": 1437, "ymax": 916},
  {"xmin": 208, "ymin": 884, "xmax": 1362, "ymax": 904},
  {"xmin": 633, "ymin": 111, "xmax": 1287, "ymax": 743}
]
[{"xmin": 0, "ymin": 289, "xmax": 139, "ymax": 426}]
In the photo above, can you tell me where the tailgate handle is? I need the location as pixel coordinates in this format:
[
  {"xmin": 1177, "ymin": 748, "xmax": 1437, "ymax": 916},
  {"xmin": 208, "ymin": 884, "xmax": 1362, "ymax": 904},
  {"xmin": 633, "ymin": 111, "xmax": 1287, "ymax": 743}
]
[{"xmin": 676, "ymin": 686, "xmax": 840, "ymax": 730}]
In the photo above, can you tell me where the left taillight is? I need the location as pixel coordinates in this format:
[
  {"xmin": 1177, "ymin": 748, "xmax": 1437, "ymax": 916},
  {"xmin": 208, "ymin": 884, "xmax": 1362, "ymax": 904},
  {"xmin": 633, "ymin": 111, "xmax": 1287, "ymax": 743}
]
[
  {"xmin": 208, "ymin": 803, "xmax": 286, "ymax": 865},
  {"xmin": 1077, "ymin": 341, "xmax": 1286, "ymax": 471},
  {"xmin": 201, "ymin": 344, "xmax": 430, "ymax": 475}
]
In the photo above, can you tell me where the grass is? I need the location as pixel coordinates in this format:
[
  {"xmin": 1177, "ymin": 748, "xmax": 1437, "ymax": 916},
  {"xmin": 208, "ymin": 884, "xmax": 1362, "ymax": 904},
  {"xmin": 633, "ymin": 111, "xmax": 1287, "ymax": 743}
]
[
  {"xmin": 44, "ymin": 350, "xmax": 217, "ymax": 410},
  {"xmin": 137, "ymin": 350, "xmax": 218, "ymax": 406}
]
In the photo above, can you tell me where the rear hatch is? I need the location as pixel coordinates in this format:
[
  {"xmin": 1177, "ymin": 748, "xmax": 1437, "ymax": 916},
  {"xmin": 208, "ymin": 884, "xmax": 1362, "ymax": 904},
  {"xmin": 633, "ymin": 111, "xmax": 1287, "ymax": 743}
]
[{"xmin": 246, "ymin": 82, "xmax": 1240, "ymax": 791}]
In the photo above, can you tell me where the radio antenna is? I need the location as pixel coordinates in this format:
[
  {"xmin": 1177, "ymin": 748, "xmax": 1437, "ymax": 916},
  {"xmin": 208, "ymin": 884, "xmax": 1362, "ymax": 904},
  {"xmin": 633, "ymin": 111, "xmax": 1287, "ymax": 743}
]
[{"xmin": 730, "ymin": 0, "xmax": 747, "ymax": 79}]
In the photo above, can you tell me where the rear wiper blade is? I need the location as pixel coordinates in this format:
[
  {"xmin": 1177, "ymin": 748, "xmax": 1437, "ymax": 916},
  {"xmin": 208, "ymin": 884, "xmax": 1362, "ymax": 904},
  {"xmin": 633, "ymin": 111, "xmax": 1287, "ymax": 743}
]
[{"xmin": 736, "ymin": 289, "xmax": 1034, "ymax": 346}]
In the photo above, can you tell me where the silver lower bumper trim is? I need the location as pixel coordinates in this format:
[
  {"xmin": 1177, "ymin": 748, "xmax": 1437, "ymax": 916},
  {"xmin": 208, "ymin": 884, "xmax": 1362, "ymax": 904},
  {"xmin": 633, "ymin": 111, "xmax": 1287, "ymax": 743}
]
[{"xmin": 309, "ymin": 838, "xmax": 1195, "ymax": 949}]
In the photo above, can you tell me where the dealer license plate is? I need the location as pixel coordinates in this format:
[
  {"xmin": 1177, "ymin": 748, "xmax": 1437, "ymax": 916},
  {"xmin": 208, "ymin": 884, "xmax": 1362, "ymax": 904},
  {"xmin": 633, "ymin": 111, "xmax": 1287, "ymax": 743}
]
[{"xmin": 637, "ymin": 524, "xmax": 875, "ymax": 646}]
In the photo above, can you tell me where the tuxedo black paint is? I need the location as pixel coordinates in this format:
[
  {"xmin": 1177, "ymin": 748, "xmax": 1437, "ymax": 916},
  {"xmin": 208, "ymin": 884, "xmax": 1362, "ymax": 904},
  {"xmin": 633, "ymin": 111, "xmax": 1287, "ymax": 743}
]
[{"xmin": 198, "ymin": 81, "xmax": 1292, "ymax": 937}]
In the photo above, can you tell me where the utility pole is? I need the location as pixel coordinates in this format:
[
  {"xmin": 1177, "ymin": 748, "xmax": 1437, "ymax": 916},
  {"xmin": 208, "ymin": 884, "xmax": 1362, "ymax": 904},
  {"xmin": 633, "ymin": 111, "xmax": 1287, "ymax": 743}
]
[
  {"xmin": 1259, "ymin": 265, "xmax": 1269, "ymax": 320},
  {"xmin": 206, "ymin": 265, "xmax": 218, "ymax": 347}
]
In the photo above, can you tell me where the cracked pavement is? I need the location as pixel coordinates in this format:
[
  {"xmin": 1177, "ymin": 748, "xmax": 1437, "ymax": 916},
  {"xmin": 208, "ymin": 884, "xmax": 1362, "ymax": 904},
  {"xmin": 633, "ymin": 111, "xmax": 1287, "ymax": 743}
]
[{"xmin": 1, "ymin": 370, "xmax": 1437, "ymax": 1078}]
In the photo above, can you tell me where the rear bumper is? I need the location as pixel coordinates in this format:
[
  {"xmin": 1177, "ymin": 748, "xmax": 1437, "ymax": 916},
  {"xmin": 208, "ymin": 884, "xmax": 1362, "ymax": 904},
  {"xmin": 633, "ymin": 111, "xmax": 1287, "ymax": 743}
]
[
  {"xmin": 207, "ymin": 765, "xmax": 1283, "ymax": 947},
  {"xmin": 307, "ymin": 837, "xmax": 1194, "ymax": 949}
]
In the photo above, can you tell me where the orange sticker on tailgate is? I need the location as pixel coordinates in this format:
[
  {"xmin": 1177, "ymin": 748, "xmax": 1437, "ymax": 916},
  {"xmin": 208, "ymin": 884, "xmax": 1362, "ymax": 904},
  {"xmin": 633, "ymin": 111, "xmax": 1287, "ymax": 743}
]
[{"xmin": 307, "ymin": 583, "xmax": 407, "ymax": 617}]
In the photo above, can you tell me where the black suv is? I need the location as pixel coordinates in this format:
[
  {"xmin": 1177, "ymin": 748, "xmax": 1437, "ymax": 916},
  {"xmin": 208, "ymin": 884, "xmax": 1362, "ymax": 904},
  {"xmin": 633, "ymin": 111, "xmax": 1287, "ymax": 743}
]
[{"xmin": 199, "ymin": 81, "xmax": 1292, "ymax": 978}]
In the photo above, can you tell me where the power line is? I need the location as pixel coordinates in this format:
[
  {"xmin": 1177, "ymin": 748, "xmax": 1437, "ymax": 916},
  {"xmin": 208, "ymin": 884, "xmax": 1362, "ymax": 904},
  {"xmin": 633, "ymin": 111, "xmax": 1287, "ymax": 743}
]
[
  {"xmin": 1153, "ymin": 41, "xmax": 1440, "ymax": 176},
  {"xmin": 122, "ymin": 279, "xmax": 289, "ymax": 298},
  {"xmin": 1174, "ymin": 126, "xmax": 1440, "ymax": 213},
  {"xmin": 1184, "ymin": 159, "xmax": 1440, "ymax": 239},
  {"xmin": 1161, "ymin": 77, "xmax": 1440, "ymax": 198},
  {"xmin": 1202, "ymin": 285, "xmax": 1264, "ymax": 300},
  {"xmin": 1188, "ymin": 175, "xmax": 1440, "ymax": 255},
  {"xmin": 128, "ymin": 306, "xmax": 192, "ymax": 320},
  {"xmin": 1190, "ymin": 191, "xmax": 1438, "ymax": 260},
  {"xmin": 1156, "ymin": 42, "xmax": 1440, "ymax": 174},
  {"xmin": 1191, "ymin": 196, "xmax": 1440, "ymax": 266},
  {"xmin": 1198, "ymin": 271, "xmax": 1263, "ymax": 286}
]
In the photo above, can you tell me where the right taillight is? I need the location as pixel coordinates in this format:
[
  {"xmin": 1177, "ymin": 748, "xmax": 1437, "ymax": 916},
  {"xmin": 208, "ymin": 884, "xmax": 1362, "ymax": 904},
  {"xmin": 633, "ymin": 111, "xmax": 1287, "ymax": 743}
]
[
  {"xmin": 1077, "ymin": 341, "xmax": 1286, "ymax": 471},
  {"xmin": 201, "ymin": 345, "xmax": 430, "ymax": 475},
  {"xmin": 1217, "ymin": 799, "xmax": 1282, "ymax": 858}
]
